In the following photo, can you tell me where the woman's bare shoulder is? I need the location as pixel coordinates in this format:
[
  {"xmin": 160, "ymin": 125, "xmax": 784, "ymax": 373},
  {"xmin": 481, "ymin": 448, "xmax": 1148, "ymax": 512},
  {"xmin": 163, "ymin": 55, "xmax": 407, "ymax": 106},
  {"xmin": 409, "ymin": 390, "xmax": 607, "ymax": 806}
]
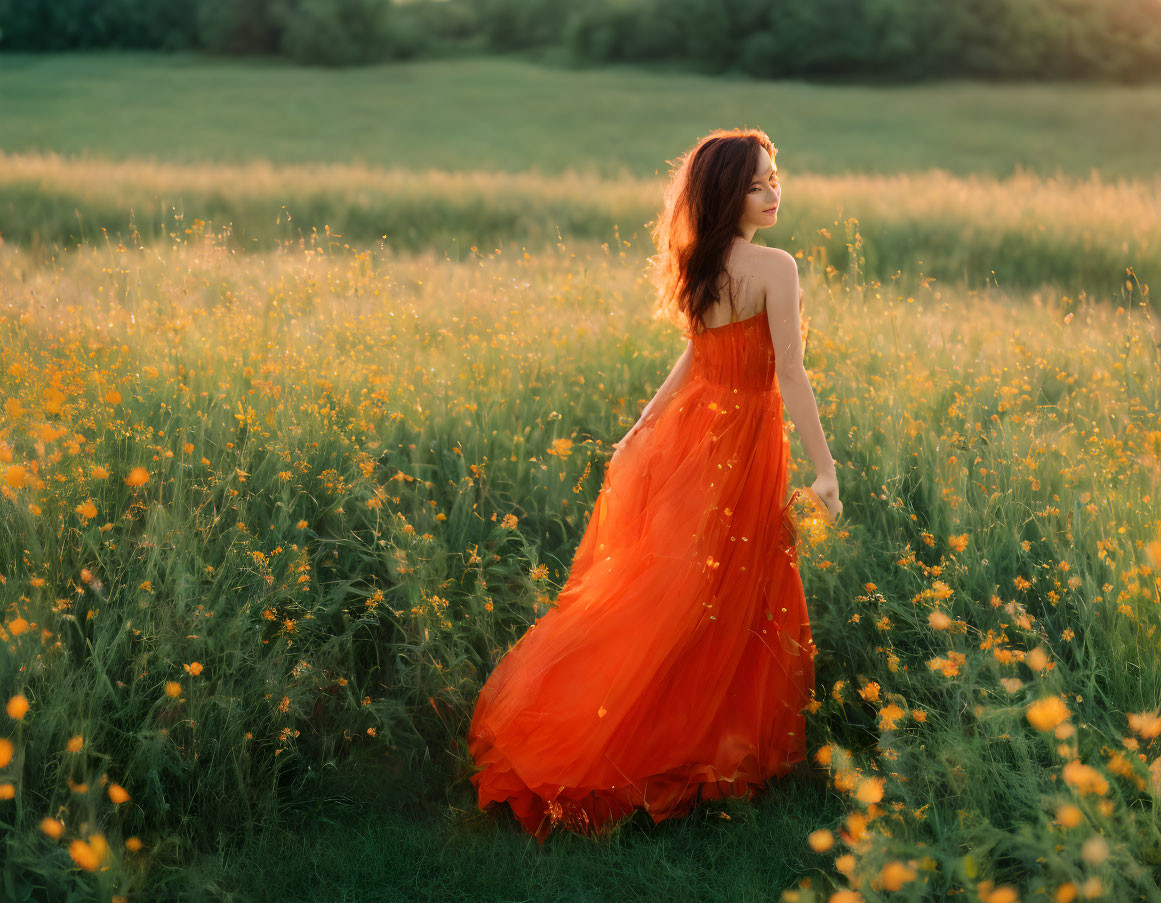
[
  {"xmin": 749, "ymin": 244, "xmax": 796, "ymax": 268},
  {"xmin": 730, "ymin": 241, "xmax": 794, "ymax": 274},
  {"xmin": 730, "ymin": 244, "xmax": 796, "ymax": 290}
]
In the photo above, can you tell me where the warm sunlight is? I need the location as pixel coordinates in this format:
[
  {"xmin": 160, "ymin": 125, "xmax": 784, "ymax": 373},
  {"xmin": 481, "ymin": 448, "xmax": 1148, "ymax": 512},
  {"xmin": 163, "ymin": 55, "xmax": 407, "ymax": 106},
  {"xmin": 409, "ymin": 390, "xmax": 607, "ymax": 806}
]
[{"xmin": 1, "ymin": 3, "xmax": 1159, "ymax": 901}]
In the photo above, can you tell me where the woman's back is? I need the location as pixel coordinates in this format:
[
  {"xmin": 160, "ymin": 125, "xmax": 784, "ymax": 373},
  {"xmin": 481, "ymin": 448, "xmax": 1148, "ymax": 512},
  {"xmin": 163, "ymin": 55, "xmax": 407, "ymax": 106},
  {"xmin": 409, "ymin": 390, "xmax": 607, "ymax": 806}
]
[{"xmin": 699, "ymin": 239, "xmax": 798, "ymax": 340}]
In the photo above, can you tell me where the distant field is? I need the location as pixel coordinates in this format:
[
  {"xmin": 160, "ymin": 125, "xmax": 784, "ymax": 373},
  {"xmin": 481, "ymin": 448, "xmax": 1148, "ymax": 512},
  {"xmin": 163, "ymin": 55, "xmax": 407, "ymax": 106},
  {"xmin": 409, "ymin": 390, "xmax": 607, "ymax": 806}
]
[
  {"xmin": 2, "ymin": 53, "xmax": 1158, "ymax": 300},
  {"xmin": 2, "ymin": 150, "xmax": 1157, "ymax": 300},
  {"xmin": 2, "ymin": 52, "xmax": 1161, "ymax": 180}
]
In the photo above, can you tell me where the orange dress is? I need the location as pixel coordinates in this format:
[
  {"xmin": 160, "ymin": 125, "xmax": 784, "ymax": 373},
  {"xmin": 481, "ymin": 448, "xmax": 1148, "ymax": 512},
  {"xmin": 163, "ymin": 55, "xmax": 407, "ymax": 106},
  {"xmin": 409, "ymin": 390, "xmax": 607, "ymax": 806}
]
[{"xmin": 466, "ymin": 308, "xmax": 818, "ymax": 843}]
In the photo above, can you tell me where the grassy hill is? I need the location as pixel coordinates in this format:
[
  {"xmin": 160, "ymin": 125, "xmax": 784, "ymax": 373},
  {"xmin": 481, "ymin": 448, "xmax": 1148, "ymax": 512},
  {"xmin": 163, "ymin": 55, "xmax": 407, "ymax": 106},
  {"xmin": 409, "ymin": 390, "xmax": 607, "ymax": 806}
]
[{"xmin": 1, "ymin": 52, "xmax": 1160, "ymax": 180}]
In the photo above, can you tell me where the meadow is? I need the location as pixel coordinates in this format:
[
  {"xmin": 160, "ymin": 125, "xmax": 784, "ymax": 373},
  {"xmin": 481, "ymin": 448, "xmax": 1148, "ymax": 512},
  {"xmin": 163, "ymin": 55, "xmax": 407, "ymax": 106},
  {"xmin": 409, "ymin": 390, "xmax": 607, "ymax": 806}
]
[
  {"xmin": 2, "ymin": 54, "xmax": 1159, "ymax": 304},
  {"xmin": 2, "ymin": 52, "xmax": 1161, "ymax": 902},
  {"xmin": 2, "ymin": 150, "xmax": 1159, "ymax": 303},
  {"xmin": 4, "ymin": 54, "xmax": 1161, "ymax": 180},
  {"xmin": 3, "ymin": 227, "xmax": 1161, "ymax": 900}
]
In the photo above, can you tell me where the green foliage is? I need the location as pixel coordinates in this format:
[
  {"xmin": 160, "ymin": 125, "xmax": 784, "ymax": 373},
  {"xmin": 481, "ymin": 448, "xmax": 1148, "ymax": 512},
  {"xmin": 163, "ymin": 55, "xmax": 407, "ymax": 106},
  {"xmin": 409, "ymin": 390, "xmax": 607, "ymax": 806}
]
[
  {"xmin": 195, "ymin": 0, "xmax": 280, "ymax": 55},
  {"xmin": 0, "ymin": 0, "xmax": 200, "ymax": 50},
  {"xmin": 561, "ymin": 0, "xmax": 683, "ymax": 64},
  {"xmin": 2, "ymin": 0, "xmax": 1160, "ymax": 77},
  {"xmin": 271, "ymin": 0, "xmax": 395, "ymax": 67},
  {"xmin": 470, "ymin": 0, "xmax": 561, "ymax": 52},
  {"xmin": 0, "ymin": 0, "xmax": 424, "ymax": 66},
  {"xmin": 560, "ymin": 0, "xmax": 1161, "ymax": 81}
]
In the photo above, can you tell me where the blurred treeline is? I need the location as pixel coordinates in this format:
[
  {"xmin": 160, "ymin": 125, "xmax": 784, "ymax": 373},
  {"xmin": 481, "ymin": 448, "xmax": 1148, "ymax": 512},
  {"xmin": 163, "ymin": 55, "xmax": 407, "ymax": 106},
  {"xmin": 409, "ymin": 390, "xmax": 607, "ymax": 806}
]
[{"xmin": 1, "ymin": 0, "xmax": 1160, "ymax": 80}]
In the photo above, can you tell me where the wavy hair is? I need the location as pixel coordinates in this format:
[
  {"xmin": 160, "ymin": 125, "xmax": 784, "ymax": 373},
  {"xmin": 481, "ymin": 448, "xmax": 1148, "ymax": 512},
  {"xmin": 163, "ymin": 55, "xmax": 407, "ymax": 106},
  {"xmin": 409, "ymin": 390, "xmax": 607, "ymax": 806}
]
[{"xmin": 648, "ymin": 128, "xmax": 777, "ymax": 338}]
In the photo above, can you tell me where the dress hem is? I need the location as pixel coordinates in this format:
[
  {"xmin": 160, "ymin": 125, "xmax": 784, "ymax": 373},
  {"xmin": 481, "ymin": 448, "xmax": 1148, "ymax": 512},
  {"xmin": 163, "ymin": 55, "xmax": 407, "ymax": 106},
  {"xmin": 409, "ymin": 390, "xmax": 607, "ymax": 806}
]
[{"xmin": 472, "ymin": 745, "xmax": 809, "ymax": 844}]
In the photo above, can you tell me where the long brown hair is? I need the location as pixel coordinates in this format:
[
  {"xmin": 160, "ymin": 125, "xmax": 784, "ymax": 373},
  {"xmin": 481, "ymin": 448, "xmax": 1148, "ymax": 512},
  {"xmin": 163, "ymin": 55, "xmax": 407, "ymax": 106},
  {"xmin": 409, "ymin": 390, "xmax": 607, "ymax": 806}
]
[{"xmin": 648, "ymin": 128, "xmax": 777, "ymax": 338}]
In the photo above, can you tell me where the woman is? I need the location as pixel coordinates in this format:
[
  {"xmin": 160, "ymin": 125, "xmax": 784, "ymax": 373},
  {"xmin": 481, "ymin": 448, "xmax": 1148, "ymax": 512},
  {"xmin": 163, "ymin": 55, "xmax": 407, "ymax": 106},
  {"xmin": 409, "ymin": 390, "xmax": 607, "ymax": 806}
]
[{"xmin": 466, "ymin": 127, "xmax": 843, "ymax": 843}]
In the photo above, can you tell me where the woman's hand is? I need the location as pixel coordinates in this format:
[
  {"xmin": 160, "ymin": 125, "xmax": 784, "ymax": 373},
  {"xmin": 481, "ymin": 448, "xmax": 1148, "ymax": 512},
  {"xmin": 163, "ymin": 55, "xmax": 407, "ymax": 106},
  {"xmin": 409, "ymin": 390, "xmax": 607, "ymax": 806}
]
[
  {"xmin": 810, "ymin": 472, "xmax": 843, "ymax": 521},
  {"xmin": 611, "ymin": 424, "xmax": 643, "ymax": 452},
  {"xmin": 612, "ymin": 415, "xmax": 655, "ymax": 451}
]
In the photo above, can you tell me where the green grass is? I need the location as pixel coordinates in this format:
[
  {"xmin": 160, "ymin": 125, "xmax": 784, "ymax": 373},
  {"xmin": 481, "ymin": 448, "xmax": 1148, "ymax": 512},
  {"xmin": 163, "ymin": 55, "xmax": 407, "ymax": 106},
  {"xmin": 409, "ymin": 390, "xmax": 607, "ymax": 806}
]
[
  {"xmin": 2, "ymin": 237, "xmax": 1161, "ymax": 901},
  {"xmin": 1, "ymin": 152, "xmax": 1158, "ymax": 300},
  {"xmin": 1, "ymin": 52, "xmax": 1160, "ymax": 180},
  {"xmin": 3, "ymin": 51, "xmax": 1161, "ymax": 903},
  {"xmin": 2, "ymin": 52, "xmax": 1157, "ymax": 300},
  {"xmin": 166, "ymin": 773, "xmax": 841, "ymax": 902}
]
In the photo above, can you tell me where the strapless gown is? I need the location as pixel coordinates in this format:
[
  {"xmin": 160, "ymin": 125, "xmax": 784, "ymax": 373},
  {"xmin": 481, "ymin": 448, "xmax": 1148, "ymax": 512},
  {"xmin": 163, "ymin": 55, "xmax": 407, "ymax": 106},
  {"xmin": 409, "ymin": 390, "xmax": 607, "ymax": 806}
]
[{"xmin": 466, "ymin": 308, "xmax": 817, "ymax": 843}]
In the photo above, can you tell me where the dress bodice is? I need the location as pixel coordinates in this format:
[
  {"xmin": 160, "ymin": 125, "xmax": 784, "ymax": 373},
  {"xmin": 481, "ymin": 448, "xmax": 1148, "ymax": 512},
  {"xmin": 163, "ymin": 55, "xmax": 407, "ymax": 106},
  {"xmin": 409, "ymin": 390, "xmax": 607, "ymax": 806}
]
[{"xmin": 689, "ymin": 310, "xmax": 778, "ymax": 393}]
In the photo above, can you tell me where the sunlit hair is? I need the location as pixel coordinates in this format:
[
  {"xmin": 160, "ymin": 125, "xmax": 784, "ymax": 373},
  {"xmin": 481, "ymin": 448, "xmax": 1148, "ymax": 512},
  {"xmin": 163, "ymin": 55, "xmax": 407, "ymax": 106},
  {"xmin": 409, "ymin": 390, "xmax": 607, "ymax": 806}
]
[{"xmin": 648, "ymin": 127, "xmax": 777, "ymax": 338}]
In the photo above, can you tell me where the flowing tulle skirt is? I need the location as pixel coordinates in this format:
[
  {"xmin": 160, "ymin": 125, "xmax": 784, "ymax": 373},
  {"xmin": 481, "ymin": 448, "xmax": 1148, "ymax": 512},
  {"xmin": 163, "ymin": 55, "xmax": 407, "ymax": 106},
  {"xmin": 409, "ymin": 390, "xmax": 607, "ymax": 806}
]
[{"xmin": 467, "ymin": 335, "xmax": 817, "ymax": 843}]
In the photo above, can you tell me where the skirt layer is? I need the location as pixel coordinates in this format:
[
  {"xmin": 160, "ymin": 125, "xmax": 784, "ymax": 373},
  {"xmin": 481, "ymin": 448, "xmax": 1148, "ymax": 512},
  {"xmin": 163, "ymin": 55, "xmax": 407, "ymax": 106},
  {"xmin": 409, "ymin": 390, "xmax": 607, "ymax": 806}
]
[{"xmin": 467, "ymin": 373, "xmax": 817, "ymax": 843}]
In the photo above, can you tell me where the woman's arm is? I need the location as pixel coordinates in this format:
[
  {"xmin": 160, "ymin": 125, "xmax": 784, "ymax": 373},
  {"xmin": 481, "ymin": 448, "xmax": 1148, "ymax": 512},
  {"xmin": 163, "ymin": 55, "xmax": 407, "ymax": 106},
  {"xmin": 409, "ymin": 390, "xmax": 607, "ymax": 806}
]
[
  {"xmin": 615, "ymin": 342, "xmax": 694, "ymax": 448},
  {"xmin": 638, "ymin": 341, "xmax": 694, "ymax": 425},
  {"xmin": 764, "ymin": 253, "xmax": 838, "ymax": 480}
]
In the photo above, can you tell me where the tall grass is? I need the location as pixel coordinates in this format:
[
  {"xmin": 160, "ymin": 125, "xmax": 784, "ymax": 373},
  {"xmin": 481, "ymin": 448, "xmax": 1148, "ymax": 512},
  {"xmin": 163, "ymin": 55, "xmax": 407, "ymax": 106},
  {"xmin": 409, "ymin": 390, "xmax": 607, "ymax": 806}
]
[
  {"xmin": 1, "ymin": 228, "xmax": 1160, "ymax": 900},
  {"xmin": 1, "ymin": 150, "xmax": 1158, "ymax": 303}
]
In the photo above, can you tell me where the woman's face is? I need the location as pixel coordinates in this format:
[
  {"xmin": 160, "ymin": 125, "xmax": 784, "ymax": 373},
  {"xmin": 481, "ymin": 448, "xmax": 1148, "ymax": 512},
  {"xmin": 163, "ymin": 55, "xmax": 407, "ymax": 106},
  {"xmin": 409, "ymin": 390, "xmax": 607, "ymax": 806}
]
[{"xmin": 738, "ymin": 147, "xmax": 780, "ymax": 235}]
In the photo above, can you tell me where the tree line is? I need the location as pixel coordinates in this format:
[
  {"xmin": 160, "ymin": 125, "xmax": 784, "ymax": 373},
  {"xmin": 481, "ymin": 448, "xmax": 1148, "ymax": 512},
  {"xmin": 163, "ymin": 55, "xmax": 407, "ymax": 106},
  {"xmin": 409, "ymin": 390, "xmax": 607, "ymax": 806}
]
[{"xmin": 1, "ymin": 0, "xmax": 1159, "ymax": 80}]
